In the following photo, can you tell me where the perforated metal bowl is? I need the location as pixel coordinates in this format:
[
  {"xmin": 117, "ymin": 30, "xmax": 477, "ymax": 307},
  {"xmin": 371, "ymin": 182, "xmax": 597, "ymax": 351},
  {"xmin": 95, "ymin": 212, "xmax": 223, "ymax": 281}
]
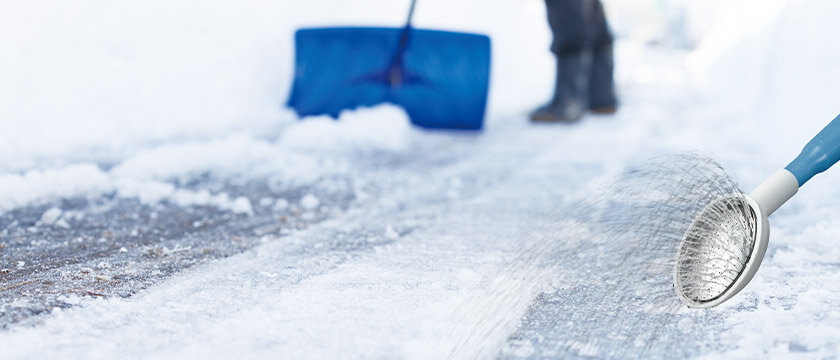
[{"xmin": 673, "ymin": 194, "xmax": 769, "ymax": 308}]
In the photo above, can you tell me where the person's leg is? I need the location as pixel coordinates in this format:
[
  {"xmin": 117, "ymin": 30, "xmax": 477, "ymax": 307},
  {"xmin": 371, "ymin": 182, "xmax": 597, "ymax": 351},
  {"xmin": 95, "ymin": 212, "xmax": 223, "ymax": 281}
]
[
  {"xmin": 531, "ymin": 0, "xmax": 591, "ymax": 122},
  {"xmin": 587, "ymin": 0, "xmax": 618, "ymax": 113},
  {"xmin": 546, "ymin": 0, "xmax": 586, "ymax": 56}
]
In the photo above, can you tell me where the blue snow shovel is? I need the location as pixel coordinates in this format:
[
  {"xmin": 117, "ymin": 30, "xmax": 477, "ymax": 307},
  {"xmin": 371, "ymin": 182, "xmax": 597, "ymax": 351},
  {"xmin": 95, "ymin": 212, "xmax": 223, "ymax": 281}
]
[{"xmin": 286, "ymin": 0, "xmax": 491, "ymax": 130}]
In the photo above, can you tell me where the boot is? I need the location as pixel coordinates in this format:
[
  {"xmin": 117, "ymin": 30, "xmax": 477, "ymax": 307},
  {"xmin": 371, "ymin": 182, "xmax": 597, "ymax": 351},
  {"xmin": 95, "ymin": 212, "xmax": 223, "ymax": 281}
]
[
  {"xmin": 530, "ymin": 53, "xmax": 591, "ymax": 123},
  {"xmin": 588, "ymin": 45, "xmax": 618, "ymax": 114}
]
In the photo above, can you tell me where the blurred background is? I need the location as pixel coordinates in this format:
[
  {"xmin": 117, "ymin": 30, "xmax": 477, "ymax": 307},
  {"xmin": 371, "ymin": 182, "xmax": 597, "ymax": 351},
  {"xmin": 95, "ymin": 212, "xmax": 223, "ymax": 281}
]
[{"xmin": 2, "ymin": 0, "xmax": 838, "ymax": 173}]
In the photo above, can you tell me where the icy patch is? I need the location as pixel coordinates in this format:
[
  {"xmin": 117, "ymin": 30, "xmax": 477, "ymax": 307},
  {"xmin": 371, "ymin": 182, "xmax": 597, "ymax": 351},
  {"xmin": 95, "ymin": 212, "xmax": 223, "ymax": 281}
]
[{"xmin": 114, "ymin": 179, "xmax": 257, "ymax": 215}]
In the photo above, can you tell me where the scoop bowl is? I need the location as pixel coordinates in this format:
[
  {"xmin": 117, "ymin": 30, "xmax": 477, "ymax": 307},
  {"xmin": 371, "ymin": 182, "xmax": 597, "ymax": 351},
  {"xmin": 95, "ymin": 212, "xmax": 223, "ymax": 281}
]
[
  {"xmin": 674, "ymin": 169, "xmax": 799, "ymax": 308},
  {"xmin": 674, "ymin": 193, "xmax": 769, "ymax": 308}
]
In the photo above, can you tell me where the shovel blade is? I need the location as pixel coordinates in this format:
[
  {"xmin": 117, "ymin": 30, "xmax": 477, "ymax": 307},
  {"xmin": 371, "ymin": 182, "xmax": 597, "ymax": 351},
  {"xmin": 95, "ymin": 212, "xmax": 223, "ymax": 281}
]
[{"xmin": 287, "ymin": 27, "xmax": 491, "ymax": 130}]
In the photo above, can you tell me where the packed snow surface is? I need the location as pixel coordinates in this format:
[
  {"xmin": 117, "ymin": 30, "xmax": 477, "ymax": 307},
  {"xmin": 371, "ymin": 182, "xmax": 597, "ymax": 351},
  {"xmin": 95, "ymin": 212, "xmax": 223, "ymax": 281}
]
[{"xmin": 2, "ymin": 0, "xmax": 840, "ymax": 358}]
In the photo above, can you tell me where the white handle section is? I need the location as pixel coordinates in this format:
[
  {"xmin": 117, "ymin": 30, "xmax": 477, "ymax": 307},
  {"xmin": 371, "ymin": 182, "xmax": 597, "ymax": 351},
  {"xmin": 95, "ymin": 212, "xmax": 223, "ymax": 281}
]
[{"xmin": 749, "ymin": 169, "xmax": 799, "ymax": 216}]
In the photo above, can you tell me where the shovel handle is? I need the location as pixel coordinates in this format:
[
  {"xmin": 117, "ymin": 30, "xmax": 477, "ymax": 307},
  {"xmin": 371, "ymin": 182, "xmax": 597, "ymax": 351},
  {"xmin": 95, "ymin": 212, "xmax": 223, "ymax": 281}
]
[
  {"xmin": 786, "ymin": 113, "xmax": 840, "ymax": 186},
  {"xmin": 397, "ymin": 0, "xmax": 418, "ymax": 52},
  {"xmin": 404, "ymin": 0, "xmax": 417, "ymax": 27},
  {"xmin": 389, "ymin": 0, "xmax": 418, "ymax": 86}
]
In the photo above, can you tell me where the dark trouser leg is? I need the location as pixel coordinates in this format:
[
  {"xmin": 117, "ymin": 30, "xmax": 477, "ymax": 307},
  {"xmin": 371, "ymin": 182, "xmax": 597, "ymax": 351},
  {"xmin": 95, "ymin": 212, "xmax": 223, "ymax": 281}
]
[{"xmin": 546, "ymin": 0, "xmax": 587, "ymax": 56}]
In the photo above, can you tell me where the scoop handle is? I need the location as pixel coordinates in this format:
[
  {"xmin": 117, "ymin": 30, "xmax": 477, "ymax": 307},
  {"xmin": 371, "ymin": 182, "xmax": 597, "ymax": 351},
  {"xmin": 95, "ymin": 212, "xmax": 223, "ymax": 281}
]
[{"xmin": 785, "ymin": 113, "xmax": 840, "ymax": 186}]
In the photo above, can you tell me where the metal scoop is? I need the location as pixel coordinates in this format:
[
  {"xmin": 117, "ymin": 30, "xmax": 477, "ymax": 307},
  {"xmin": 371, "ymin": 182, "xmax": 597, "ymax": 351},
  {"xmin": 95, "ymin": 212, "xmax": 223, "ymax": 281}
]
[{"xmin": 675, "ymin": 113, "xmax": 840, "ymax": 308}]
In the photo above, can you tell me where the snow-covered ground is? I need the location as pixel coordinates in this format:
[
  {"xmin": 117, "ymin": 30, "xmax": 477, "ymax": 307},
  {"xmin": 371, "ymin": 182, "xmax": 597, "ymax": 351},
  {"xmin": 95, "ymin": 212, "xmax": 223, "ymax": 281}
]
[{"xmin": 2, "ymin": 0, "xmax": 840, "ymax": 358}]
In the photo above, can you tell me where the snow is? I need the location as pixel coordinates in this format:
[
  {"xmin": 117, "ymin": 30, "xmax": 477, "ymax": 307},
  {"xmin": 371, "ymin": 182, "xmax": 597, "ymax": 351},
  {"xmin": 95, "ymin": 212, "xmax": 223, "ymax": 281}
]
[
  {"xmin": 281, "ymin": 105, "xmax": 412, "ymax": 153},
  {"xmin": 2, "ymin": 0, "xmax": 840, "ymax": 358},
  {"xmin": 384, "ymin": 225, "xmax": 401, "ymax": 240},
  {"xmin": 53, "ymin": 219, "xmax": 71, "ymax": 230},
  {"xmin": 39, "ymin": 207, "xmax": 63, "ymax": 226},
  {"xmin": 0, "ymin": 164, "xmax": 112, "ymax": 213},
  {"xmin": 231, "ymin": 197, "xmax": 254, "ymax": 216},
  {"xmin": 300, "ymin": 194, "xmax": 321, "ymax": 211},
  {"xmin": 272, "ymin": 198, "xmax": 290, "ymax": 212}
]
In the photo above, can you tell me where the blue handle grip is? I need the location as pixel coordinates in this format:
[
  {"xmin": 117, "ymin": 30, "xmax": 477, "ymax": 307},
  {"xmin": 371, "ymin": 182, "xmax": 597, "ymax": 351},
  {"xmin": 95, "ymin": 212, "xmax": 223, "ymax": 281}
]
[{"xmin": 785, "ymin": 113, "xmax": 840, "ymax": 186}]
